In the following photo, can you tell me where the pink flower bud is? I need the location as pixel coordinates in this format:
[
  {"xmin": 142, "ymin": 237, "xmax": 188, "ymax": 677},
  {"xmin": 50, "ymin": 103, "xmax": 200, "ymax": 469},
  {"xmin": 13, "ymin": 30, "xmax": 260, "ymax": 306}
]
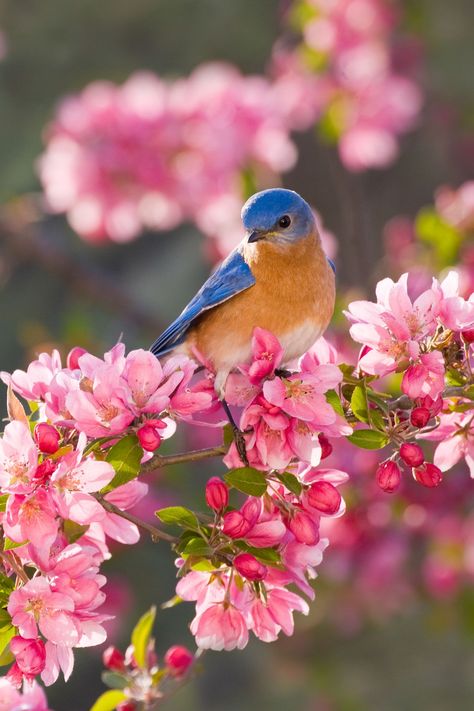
[
  {"xmin": 222, "ymin": 511, "xmax": 252, "ymax": 539},
  {"xmin": 318, "ymin": 433, "xmax": 333, "ymax": 459},
  {"xmin": 376, "ymin": 460, "xmax": 401, "ymax": 493},
  {"xmin": 462, "ymin": 328, "xmax": 474, "ymax": 344},
  {"xmin": 10, "ymin": 636, "xmax": 46, "ymax": 677},
  {"xmin": 103, "ymin": 645, "xmax": 126, "ymax": 672},
  {"xmin": 164, "ymin": 645, "xmax": 194, "ymax": 677},
  {"xmin": 306, "ymin": 481, "xmax": 341, "ymax": 515},
  {"xmin": 33, "ymin": 458, "xmax": 56, "ymax": 484},
  {"xmin": 34, "ymin": 423, "xmax": 60, "ymax": 454},
  {"xmin": 400, "ymin": 442, "xmax": 424, "ymax": 467},
  {"xmin": 410, "ymin": 407, "xmax": 430, "ymax": 428},
  {"xmin": 288, "ymin": 509, "xmax": 320, "ymax": 545},
  {"xmin": 233, "ymin": 552, "xmax": 268, "ymax": 581},
  {"xmin": 414, "ymin": 462, "xmax": 443, "ymax": 488},
  {"xmin": 67, "ymin": 346, "xmax": 87, "ymax": 370},
  {"xmin": 117, "ymin": 703, "xmax": 136, "ymax": 711},
  {"xmin": 205, "ymin": 477, "xmax": 229, "ymax": 512},
  {"xmin": 137, "ymin": 424, "xmax": 162, "ymax": 452}
]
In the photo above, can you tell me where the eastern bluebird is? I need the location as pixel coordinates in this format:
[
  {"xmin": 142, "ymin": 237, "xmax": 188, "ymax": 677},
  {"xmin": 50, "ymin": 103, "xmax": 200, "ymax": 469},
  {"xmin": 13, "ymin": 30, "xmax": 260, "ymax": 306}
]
[{"xmin": 150, "ymin": 188, "xmax": 335, "ymax": 457}]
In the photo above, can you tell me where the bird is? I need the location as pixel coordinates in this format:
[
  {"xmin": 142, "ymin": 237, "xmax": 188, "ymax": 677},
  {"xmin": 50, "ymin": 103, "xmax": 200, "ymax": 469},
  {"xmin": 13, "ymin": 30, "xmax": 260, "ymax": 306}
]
[{"xmin": 150, "ymin": 188, "xmax": 336, "ymax": 460}]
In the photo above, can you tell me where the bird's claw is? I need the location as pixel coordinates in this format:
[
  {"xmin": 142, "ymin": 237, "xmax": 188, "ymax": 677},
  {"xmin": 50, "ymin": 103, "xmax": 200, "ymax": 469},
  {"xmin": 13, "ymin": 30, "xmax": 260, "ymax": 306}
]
[{"xmin": 233, "ymin": 427, "xmax": 249, "ymax": 466}]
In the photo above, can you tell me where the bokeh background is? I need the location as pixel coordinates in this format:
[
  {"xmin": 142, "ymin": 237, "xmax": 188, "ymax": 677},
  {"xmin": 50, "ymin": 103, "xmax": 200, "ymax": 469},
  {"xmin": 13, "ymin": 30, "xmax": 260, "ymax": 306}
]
[{"xmin": 1, "ymin": 1, "xmax": 474, "ymax": 709}]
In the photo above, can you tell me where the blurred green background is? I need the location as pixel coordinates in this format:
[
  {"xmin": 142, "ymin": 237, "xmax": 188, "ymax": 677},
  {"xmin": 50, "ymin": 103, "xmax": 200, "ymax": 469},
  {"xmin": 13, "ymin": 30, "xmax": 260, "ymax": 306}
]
[{"xmin": 1, "ymin": 1, "xmax": 474, "ymax": 709}]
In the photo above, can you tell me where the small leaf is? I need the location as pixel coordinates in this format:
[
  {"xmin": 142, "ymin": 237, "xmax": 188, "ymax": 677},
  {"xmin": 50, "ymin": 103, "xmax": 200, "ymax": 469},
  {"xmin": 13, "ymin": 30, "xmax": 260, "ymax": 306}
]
[
  {"xmin": 347, "ymin": 429, "xmax": 389, "ymax": 450},
  {"xmin": 63, "ymin": 519, "xmax": 89, "ymax": 544},
  {"xmin": 274, "ymin": 472, "xmax": 302, "ymax": 496},
  {"xmin": 102, "ymin": 434, "xmax": 142, "ymax": 492},
  {"xmin": 445, "ymin": 367, "xmax": 466, "ymax": 387},
  {"xmin": 3, "ymin": 537, "xmax": 27, "ymax": 550},
  {"xmin": 223, "ymin": 423, "xmax": 234, "ymax": 448},
  {"xmin": 101, "ymin": 671, "xmax": 128, "ymax": 690},
  {"xmin": 89, "ymin": 690, "xmax": 127, "ymax": 711},
  {"xmin": 156, "ymin": 506, "xmax": 199, "ymax": 530},
  {"xmin": 224, "ymin": 467, "xmax": 267, "ymax": 497},
  {"xmin": 325, "ymin": 389, "xmax": 344, "ymax": 417},
  {"xmin": 0, "ymin": 624, "xmax": 15, "ymax": 658},
  {"xmin": 0, "ymin": 574, "xmax": 14, "ymax": 596},
  {"xmin": 368, "ymin": 409, "xmax": 386, "ymax": 432},
  {"xmin": 182, "ymin": 537, "xmax": 212, "ymax": 557},
  {"xmin": 350, "ymin": 385, "xmax": 369, "ymax": 423},
  {"xmin": 131, "ymin": 606, "xmax": 156, "ymax": 669},
  {"xmin": 7, "ymin": 385, "xmax": 29, "ymax": 426},
  {"xmin": 161, "ymin": 595, "xmax": 183, "ymax": 610},
  {"xmin": 0, "ymin": 494, "xmax": 9, "ymax": 513}
]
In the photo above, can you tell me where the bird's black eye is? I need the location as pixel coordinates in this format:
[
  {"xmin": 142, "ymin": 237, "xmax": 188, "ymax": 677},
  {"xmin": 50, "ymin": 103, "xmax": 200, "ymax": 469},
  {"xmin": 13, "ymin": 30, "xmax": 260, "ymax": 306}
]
[{"xmin": 278, "ymin": 214, "xmax": 291, "ymax": 229}]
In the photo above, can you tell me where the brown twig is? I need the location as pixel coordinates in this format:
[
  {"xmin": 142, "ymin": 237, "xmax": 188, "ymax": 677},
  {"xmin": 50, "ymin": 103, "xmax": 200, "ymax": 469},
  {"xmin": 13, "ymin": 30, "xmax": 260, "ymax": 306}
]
[
  {"xmin": 94, "ymin": 495, "xmax": 178, "ymax": 544},
  {"xmin": 387, "ymin": 386, "xmax": 471, "ymax": 411},
  {"xmin": 141, "ymin": 445, "xmax": 227, "ymax": 472},
  {"xmin": 0, "ymin": 550, "xmax": 29, "ymax": 584}
]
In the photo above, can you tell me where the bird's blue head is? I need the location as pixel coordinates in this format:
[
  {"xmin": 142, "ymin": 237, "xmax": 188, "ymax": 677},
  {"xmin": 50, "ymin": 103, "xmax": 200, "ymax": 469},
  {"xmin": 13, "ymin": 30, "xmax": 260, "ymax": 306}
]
[{"xmin": 241, "ymin": 188, "xmax": 315, "ymax": 245}]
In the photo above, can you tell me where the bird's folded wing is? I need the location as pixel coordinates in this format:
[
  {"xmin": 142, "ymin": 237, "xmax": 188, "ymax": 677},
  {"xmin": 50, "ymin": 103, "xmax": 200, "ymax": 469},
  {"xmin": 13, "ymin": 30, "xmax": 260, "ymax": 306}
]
[{"xmin": 150, "ymin": 248, "xmax": 256, "ymax": 357}]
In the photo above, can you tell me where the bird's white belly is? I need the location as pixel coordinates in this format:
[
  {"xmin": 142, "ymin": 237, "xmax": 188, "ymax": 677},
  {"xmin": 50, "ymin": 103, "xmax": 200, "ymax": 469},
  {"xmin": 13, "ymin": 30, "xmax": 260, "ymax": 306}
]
[{"xmin": 279, "ymin": 319, "xmax": 324, "ymax": 365}]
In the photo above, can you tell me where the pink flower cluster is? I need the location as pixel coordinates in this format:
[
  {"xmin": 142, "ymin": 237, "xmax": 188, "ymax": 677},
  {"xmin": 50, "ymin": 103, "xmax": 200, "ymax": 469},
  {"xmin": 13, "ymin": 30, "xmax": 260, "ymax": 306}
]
[
  {"xmin": 0, "ymin": 678, "xmax": 52, "ymax": 711},
  {"xmin": 272, "ymin": 0, "xmax": 422, "ymax": 170},
  {"xmin": 0, "ymin": 344, "xmax": 214, "ymax": 690},
  {"xmin": 224, "ymin": 329, "xmax": 351, "ymax": 470},
  {"xmin": 178, "ymin": 467, "xmax": 346, "ymax": 651},
  {"xmin": 346, "ymin": 271, "xmax": 474, "ymax": 399},
  {"xmin": 38, "ymin": 64, "xmax": 297, "ymax": 244}
]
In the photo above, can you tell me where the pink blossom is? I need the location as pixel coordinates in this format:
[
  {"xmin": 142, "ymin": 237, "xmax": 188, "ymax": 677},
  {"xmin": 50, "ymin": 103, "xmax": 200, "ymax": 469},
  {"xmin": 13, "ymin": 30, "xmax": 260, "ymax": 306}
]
[
  {"xmin": 246, "ymin": 327, "xmax": 283, "ymax": 385},
  {"xmin": 401, "ymin": 351, "xmax": 445, "ymax": 400},
  {"xmin": 0, "ymin": 421, "xmax": 38, "ymax": 495},
  {"xmin": 10, "ymin": 636, "xmax": 46, "ymax": 679},
  {"xmin": 424, "ymin": 410, "xmax": 474, "ymax": 477},
  {"xmin": 190, "ymin": 603, "xmax": 249, "ymax": 651},
  {"xmin": 1, "ymin": 351, "xmax": 62, "ymax": 401},
  {"xmin": 0, "ymin": 679, "xmax": 52, "ymax": 711},
  {"xmin": 4, "ymin": 489, "xmax": 58, "ymax": 550}
]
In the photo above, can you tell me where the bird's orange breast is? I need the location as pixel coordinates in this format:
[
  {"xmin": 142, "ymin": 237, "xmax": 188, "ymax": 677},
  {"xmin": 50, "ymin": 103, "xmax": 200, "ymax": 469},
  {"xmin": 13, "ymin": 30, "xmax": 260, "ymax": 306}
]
[{"xmin": 186, "ymin": 232, "xmax": 335, "ymax": 373}]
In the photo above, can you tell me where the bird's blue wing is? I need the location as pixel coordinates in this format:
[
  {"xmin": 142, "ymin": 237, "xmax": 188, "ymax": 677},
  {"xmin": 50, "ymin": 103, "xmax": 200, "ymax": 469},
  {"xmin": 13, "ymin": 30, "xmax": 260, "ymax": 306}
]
[
  {"xmin": 327, "ymin": 257, "xmax": 336, "ymax": 274},
  {"xmin": 150, "ymin": 248, "xmax": 255, "ymax": 357}
]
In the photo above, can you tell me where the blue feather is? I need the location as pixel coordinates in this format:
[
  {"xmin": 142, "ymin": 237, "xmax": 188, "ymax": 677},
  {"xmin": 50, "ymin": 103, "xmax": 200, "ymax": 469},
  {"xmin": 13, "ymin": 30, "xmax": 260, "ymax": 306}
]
[
  {"xmin": 327, "ymin": 257, "xmax": 336, "ymax": 274},
  {"xmin": 150, "ymin": 249, "xmax": 255, "ymax": 357}
]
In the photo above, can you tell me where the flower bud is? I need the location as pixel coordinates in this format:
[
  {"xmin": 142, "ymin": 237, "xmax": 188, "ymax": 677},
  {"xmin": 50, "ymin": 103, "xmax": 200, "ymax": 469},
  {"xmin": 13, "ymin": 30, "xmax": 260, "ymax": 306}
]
[
  {"xmin": 67, "ymin": 346, "xmax": 87, "ymax": 370},
  {"xmin": 34, "ymin": 423, "xmax": 60, "ymax": 454},
  {"xmin": 288, "ymin": 509, "xmax": 320, "ymax": 545},
  {"xmin": 33, "ymin": 458, "xmax": 56, "ymax": 484},
  {"xmin": 222, "ymin": 511, "xmax": 252, "ymax": 539},
  {"xmin": 399, "ymin": 442, "xmax": 424, "ymax": 467},
  {"xmin": 306, "ymin": 481, "xmax": 341, "ymax": 515},
  {"xmin": 376, "ymin": 460, "xmax": 401, "ymax": 493},
  {"xmin": 117, "ymin": 703, "xmax": 136, "ymax": 711},
  {"xmin": 233, "ymin": 552, "xmax": 267, "ymax": 581},
  {"xmin": 103, "ymin": 645, "xmax": 126, "ymax": 672},
  {"xmin": 462, "ymin": 328, "xmax": 474, "ymax": 344},
  {"xmin": 205, "ymin": 477, "xmax": 229, "ymax": 512},
  {"xmin": 10, "ymin": 636, "xmax": 46, "ymax": 677},
  {"xmin": 413, "ymin": 462, "xmax": 443, "ymax": 488},
  {"xmin": 318, "ymin": 433, "xmax": 333, "ymax": 459},
  {"xmin": 410, "ymin": 407, "xmax": 430, "ymax": 428},
  {"xmin": 164, "ymin": 645, "xmax": 194, "ymax": 677},
  {"xmin": 137, "ymin": 424, "xmax": 162, "ymax": 452}
]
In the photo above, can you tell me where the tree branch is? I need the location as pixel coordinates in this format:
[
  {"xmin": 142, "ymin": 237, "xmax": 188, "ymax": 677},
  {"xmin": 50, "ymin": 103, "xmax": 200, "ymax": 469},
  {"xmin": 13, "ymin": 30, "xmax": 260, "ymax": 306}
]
[
  {"xmin": 141, "ymin": 445, "xmax": 227, "ymax": 472},
  {"xmin": 388, "ymin": 386, "xmax": 471, "ymax": 411},
  {"xmin": 94, "ymin": 495, "xmax": 178, "ymax": 544}
]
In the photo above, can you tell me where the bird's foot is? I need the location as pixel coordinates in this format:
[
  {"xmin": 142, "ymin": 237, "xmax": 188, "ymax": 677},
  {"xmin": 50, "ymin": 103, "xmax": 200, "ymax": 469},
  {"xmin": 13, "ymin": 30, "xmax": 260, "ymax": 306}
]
[
  {"xmin": 275, "ymin": 368, "xmax": 293, "ymax": 378},
  {"xmin": 233, "ymin": 427, "xmax": 249, "ymax": 467}
]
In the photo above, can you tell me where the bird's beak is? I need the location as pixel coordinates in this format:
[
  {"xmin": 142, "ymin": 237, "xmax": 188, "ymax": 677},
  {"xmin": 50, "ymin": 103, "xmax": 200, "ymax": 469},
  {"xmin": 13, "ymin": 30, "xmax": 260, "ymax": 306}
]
[{"xmin": 247, "ymin": 230, "xmax": 265, "ymax": 243}]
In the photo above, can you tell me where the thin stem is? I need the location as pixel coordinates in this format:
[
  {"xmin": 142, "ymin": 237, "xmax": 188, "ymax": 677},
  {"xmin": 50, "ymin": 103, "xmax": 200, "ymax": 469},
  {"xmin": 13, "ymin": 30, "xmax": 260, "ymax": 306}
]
[
  {"xmin": 141, "ymin": 445, "xmax": 227, "ymax": 473},
  {"xmin": 94, "ymin": 495, "xmax": 178, "ymax": 544},
  {"xmin": 0, "ymin": 551, "xmax": 29, "ymax": 584}
]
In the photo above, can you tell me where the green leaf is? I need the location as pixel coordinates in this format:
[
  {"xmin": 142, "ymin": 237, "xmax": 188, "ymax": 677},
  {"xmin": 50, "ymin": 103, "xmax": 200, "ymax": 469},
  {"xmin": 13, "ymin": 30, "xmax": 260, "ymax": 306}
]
[
  {"xmin": 236, "ymin": 542, "xmax": 281, "ymax": 565},
  {"xmin": 347, "ymin": 429, "xmax": 389, "ymax": 450},
  {"xmin": 89, "ymin": 690, "xmax": 127, "ymax": 711},
  {"xmin": 224, "ymin": 467, "xmax": 267, "ymax": 497},
  {"xmin": 63, "ymin": 519, "xmax": 89, "ymax": 544},
  {"xmin": 350, "ymin": 384, "xmax": 369, "ymax": 423},
  {"xmin": 131, "ymin": 606, "xmax": 156, "ymax": 669},
  {"xmin": 0, "ymin": 609, "xmax": 12, "ymax": 629},
  {"xmin": 3, "ymin": 537, "xmax": 27, "ymax": 550},
  {"xmin": 415, "ymin": 208, "xmax": 462, "ymax": 266},
  {"xmin": 0, "ymin": 495, "xmax": 8, "ymax": 514},
  {"xmin": 156, "ymin": 506, "xmax": 199, "ymax": 530},
  {"xmin": 223, "ymin": 423, "xmax": 234, "ymax": 448},
  {"xmin": 274, "ymin": 472, "xmax": 302, "ymax": 496},
  {"xmin": 368, "ymin": 409, "xmax": 386, "ymax": 432},
  {"xmin": 0, "ymin": 574, "xmax": 14, "ymax": 597},
  {"xmin": 182, "ymin": 537, "xmax": 212, "ymax": 557},
  {"xmin": 325, "ymin": 389, "xmax": 344, "ymax": 417},
  {"xmin": 445, "ymin": 367, "xmax": 466, "ymax": 387},
  {"xmin": 102, "ymin": 434, "xmax": 142, "ymax": 492},
  {"xmin": 101, "ymin": 671, "xmax": 128, "ymax": 690},
  {"xmin": 0, "ymin": 624, "xmax": 15, "ymax": 658}
]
